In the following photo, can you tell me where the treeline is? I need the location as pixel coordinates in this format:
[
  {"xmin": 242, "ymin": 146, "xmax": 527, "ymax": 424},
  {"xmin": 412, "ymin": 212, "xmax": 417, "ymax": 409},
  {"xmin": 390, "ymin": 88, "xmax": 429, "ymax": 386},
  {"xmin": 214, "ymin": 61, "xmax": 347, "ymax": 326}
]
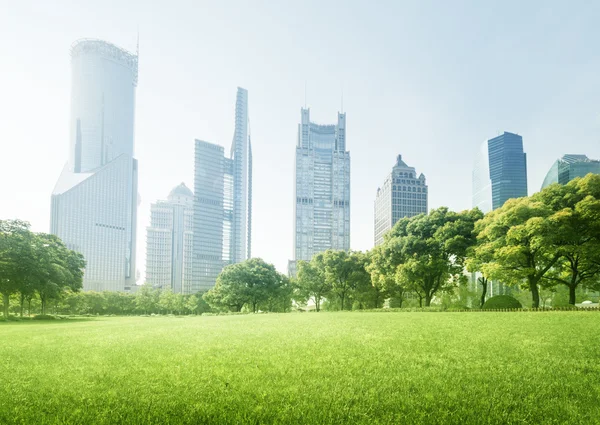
[
  {"xmin": 1, "ymin": 287, "xmax": 213, "ymax": 317},
  {"xmin": 0, "ymin": 220, "xmax": 85, "ymax": 318},
  {"xmin": 206, "ymin": 174, "xmax": 600, "ymax": 312}
]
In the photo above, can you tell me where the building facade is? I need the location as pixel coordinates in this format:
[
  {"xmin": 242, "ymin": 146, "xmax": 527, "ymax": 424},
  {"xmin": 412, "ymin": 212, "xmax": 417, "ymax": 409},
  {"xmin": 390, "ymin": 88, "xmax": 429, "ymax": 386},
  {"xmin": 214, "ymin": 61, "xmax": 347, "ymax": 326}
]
[
  {"xmin": 472, "ymin": 131, "xmax": 528, "ymax": 213},
  {"xmin": 51, "ymin": 39, "xmax": 139, "ymax": 292},
  {"xmin": 292, "ymin": 108, "xmax": 350, "ymax": 267},
  {"xmin": 192, "ymin": 88, "xmax": 252, "ymax": 291},
  {"xmin": 541, "ymin": 154, "xmax": 600, "ymax": 189},
  {"xmin": 374, "ymin": 155, "xmax": 428, "ymax": 246},
  {"xmin": 145, "ymin": 183, "xmax": 194, "ymax": 294}
]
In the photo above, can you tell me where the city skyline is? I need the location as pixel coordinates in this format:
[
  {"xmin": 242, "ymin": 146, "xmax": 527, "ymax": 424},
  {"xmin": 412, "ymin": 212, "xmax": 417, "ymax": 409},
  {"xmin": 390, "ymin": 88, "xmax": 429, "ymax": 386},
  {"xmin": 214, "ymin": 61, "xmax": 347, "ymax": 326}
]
[
  {"xmin": 3, "ymin": 1, "xmax": 600, "ymax": 277},
  {"xmin": 541, "ymin": 154, "xmax": 600, "ymax": 189}
]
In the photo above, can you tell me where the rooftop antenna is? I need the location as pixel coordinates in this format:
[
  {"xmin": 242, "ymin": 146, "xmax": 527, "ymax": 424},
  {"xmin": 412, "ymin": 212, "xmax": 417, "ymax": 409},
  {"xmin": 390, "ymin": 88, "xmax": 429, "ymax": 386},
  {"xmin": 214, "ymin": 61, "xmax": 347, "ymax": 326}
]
[
  {"xmin": 341, "ymin": 88, "xmax": 344, "ymax": 114},
  {"xmin": 304, "ymin": 81, "xmax": 307, "ymax": 109}
]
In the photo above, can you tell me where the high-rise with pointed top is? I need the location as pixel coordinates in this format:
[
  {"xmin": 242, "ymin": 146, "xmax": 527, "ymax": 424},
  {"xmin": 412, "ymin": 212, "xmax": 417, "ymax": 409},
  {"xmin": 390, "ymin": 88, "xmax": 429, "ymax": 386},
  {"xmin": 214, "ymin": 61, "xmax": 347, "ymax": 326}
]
[{"xmin": 192, "ymin": 88, "xmax": 252, "ymax": 291}]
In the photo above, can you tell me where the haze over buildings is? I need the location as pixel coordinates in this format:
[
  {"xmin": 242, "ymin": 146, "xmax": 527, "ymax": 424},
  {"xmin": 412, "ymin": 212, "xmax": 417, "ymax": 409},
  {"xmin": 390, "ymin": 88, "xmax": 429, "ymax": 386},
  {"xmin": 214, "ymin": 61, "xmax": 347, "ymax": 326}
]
[
  {"xmin": 472, "ymin": 132, "xmax": 528, "ymax": 213},
  {"xmin": 541, "ymin": 154, "xmax": 600, "ymax": 189},
  {"xmin": 290, "ymin": 108, "xmax": 350, "ymax": 274},
  {"xmin": 192, "ymin": 88, "xmax": 252, "ymax": 291},
  {"xmin": 50, "ymin": 39, "xmax": 139, "ymax": 292},
  {"xmin": 145, "ymin": 183, "xmax": 194, "ymax": 293},
  {"xmin": 374, "ymin": 155, "xmax": 428, "ymax": 246}
]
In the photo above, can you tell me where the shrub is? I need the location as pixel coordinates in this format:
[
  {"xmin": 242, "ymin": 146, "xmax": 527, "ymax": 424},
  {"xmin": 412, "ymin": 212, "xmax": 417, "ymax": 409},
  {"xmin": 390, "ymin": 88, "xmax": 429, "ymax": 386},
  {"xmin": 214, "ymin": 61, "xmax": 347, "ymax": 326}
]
[
  {"xmin": 482, "ymin": 295, "xmax": 522, "ymax": 310},
  {"xmin": 32, "ymin": 314, "xmax": 57, "ymax": 320}
]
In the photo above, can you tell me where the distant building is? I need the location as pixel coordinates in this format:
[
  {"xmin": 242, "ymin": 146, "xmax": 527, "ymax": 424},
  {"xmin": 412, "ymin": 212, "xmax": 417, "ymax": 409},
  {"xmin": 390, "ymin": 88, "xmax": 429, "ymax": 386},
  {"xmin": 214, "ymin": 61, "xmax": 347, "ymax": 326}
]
[
  {"xmin": 51, "ymin": 39, "xmax": 139, "ymax": 292},
  {"xmin": 374, "ymin": 155, "xmax": 428, "ymax": 246},
  {"xmin": 292, "ymin": 108, "xmax": 350, "ymax": 271},
  {"xmin": 192, "ymin": 88, "xmax": 252, "ymax": 291},
  {"xmin": 145, "ymin": 184, "xmax": 194, "ymax": 294},
  {"xmin": 472, "ymin": 131, "xmax": 528, "ymax": 213},
  {"xmin": 541, "ymin": 154, "xmax": 600, "ymax": 189}
]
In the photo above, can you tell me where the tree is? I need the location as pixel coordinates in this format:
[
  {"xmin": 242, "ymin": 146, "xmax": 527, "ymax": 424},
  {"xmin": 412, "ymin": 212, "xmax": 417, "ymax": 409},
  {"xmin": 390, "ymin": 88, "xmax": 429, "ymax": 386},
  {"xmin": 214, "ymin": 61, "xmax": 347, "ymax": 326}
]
[
  {"xmin": 535, "ymin": 174, "xmax": 600, "ymax": 304},
  {"xmin": 158, "ymin": 289, "xmax": 175, "ymax": 314},
  {"xmin": 0, "ymin": 220, "xmax": 34, "ymax": 318},
  {"xmin": 474, "ymin": 198, "xmax": 560, "ymax": 308},
  {"xmin": 204, "ymin": 258, "xmax": 290, "ymax": 313},
  {"xmin": 136, "ymin": 283, "xmax": 158, "ymax": 314},
  {"xmin": 173, "ymin": 293, "xmax": 186, "ymax": 315},
  {"xmin": 371, "ymin": 208, "xmax": 482, "ymax": 307},
  {"xmin": 295, "ymin": 256, "xmax": 330, "ymax": 312}
]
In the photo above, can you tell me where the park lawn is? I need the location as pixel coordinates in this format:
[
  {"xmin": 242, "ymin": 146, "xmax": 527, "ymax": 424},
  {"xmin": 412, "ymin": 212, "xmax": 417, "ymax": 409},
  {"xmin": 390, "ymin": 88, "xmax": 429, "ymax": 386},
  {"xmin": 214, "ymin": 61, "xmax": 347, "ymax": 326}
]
[{"xmin": 1, "ymin": 312, "xmax": 599, "ymax": 425}]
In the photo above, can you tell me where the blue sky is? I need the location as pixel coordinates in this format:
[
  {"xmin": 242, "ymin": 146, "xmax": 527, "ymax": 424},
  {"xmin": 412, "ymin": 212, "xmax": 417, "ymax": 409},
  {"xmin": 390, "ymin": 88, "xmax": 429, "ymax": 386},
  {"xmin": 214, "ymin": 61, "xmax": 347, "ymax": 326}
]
[{"xmin": 1, "ymin": 0, "xmax": 599, "ymax": 276}]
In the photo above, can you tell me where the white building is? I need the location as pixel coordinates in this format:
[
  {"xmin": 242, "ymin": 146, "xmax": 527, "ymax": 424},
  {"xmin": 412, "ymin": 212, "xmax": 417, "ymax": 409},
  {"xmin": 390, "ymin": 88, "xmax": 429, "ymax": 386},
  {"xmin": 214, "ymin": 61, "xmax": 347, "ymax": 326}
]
[
  {"xmin": 50, "ymin": 39, "xmax": 139, "ymax": 292},
  {"xmin": 291, "ymin": 108, "xmax": 350, "ymax": 270},
  {"xmin": 374, "ymin": 155, "xmax": 428, "ymax": 246},
  {"xmin": 145, "ymin": 184, "xmax": 194, "ymax": 294},
  {"xmin": 192, "ymin": 88, "xmax": 252, "ymax": 291}
]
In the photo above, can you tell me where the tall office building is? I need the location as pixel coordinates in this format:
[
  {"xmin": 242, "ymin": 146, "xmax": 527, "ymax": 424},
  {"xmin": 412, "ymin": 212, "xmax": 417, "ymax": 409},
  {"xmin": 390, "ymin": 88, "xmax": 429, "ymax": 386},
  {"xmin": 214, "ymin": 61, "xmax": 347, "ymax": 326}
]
[
  {"xmin": 374, "ymin": 155, "xmax": 428, "ymax": 246},
  {"xmin": 541, "ymin": 154, "xmax": 600, "ymax": 189},
  {"xmin": 292, "ymin": 108, "xmax": 350, "ymax": 269},
  {"xmin": 145, "ymin": 184, "xmax": 194, "ymax": 294},
  {"xmin": 472, "ymin": 131, "xmax": 528, "ymax": 213},
  {"xmin": 50, "ymin": 39, "xmax": 139, "ymax": 292},
  {"xmin": 192, "ymin": 88, "xmax": 252, "ymax": 291}
]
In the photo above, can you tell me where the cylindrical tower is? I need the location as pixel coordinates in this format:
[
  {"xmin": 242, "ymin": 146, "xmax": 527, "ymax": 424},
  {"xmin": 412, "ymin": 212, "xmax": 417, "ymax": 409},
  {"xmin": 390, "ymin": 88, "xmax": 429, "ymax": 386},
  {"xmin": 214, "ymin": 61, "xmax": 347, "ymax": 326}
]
[{"xmin": 69, "ymin": 39, "xmax": 138, "ymax": 172}]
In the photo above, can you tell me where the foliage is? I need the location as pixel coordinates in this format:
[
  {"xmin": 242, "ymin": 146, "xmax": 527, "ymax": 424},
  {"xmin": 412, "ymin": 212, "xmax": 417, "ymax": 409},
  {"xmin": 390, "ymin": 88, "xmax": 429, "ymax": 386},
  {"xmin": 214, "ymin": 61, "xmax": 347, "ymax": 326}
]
[
  {"xmin": 0, "ymin": 220, "xmax": 85, "ymax": 318},
  {"xmin": 370, "ymin": 207, "xmax": 482, "ymax": 306},
  {"xmin": 203, "ymin": 258, "xmax": 291, "ymax": 313},
  {"xmin": 482, "ymin": 295, "xmax": 523, "ymax": 310}
]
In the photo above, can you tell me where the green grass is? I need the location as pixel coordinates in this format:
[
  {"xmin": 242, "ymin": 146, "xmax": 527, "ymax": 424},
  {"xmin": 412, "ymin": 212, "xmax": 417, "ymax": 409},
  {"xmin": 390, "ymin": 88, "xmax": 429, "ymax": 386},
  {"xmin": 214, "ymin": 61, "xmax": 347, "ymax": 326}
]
[{"xmin": 1, "ymin": 313, "xmax": 599, "ymax": 424}]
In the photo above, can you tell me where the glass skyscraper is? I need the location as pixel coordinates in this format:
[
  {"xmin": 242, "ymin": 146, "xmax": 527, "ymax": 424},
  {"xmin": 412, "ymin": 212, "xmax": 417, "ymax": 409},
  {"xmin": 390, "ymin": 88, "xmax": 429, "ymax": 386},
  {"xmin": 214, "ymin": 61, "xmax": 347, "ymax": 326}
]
[
  {"xmin": 292, "ymin": 108, "xmax": 350, "ymax": 269},
  {"xmin": 374, "ymin": 155, "xmax": 428, "ymax": 246},
  {"xmin": 192, "ymin": 88, "xmax": 252, "ymax": 291},
  {"xmin": 541, "ymin": 154, "xmax": 600, "ymax": 189},
  {"xmin": 472, "ymin": 132, "xmax": 528, "ymax": 213},
  {"xmin": 50, "ymin": 39, "xmax": 139, "ymax": 292},
  {"xmin": 145, "ymin": 184, "xmax": 194, "ymax": 294}
]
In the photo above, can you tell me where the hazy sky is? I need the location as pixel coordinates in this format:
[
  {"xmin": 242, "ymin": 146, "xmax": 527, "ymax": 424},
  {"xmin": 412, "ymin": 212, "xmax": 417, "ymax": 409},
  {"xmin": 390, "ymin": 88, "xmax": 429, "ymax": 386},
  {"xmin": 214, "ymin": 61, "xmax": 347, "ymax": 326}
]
[{"xmin": 2, "ymin": 0, "xmax": 600, "ymax": 277}]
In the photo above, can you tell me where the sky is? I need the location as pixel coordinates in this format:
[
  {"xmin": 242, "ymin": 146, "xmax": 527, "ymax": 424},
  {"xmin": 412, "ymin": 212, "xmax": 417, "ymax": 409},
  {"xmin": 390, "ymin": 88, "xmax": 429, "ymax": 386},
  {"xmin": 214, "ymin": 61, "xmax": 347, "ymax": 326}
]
[{"xmin": 1, "ymin": 0, "xmax": 600, "ymax": 278}]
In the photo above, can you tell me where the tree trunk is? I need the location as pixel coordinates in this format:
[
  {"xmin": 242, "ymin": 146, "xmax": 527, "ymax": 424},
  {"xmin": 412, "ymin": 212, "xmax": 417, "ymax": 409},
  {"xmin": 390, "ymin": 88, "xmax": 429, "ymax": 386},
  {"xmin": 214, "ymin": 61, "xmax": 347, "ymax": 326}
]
[
  {"xmin": 41, "ymin": 296, "xmax": 46, "ymax": 315},
  {"xmin": 418, "ymin": 295, "xmax": 423, "ymax": 308},
  {"xmin": 28, "ymin": 299, "xmax": 31, "ymax": 316},
  {"xmin": 424, "ymin": 294, "xmax": 432, "ymax": 307},
  {"xmin": 529, "ymin": 279, "xmax": 540, "ymax": 308},
  {"xmin": 569, "ymin": 285, "xmax": 577, "ymax": 306},
  {"xmin": 2, "ymin": 293, "xmax": 9, "ymax": 319},
  {"xmin": 340, "ymin": 294, "xmax": 345, "ymax": 311},
  {"xmin": 479, "ymin": 277, "xmax": 488, "ymax": 308},
  {"xmin": 315, "ymin": 296, "xmax": 320, "ymax": 312}
]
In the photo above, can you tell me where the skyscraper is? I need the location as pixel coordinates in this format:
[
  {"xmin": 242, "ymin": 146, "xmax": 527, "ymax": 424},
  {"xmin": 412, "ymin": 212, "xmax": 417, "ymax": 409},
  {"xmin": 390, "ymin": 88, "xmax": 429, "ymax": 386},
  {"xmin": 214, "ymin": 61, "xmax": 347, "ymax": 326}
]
[
  {"xmin": 292, "ymin": 108, "xmax": 350, "ymax": 268},
  {"xmin": 541, "ymin": 154, "xmax": 600, "ymax": 189},
  {"xmin": 472, "ymin": 132, "xmax": 528, "ymax": 213},
  {"xmin": 192, "ymin": 88, "xmax": 252, "ymax": 291},
  {"xmin": 50, "ymin": 39, "xmax": 139, "ymax": 292},
  {"xmin": 374, "ymin": 155, "xmax": 428, "ymax": 246},
  {"xmin": 145, "ymin": 183, "xmax": 194, "ymax": 294}
]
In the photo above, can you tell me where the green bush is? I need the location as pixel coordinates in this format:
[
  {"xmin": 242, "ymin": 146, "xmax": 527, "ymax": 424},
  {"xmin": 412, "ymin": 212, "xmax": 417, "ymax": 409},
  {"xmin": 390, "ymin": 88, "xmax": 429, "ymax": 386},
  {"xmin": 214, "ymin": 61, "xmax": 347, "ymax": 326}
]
[
  {"xmin": 482, "ymin": 295, "xmax": 522, "ymax": 310},
  {"xmin": 32, "ymin": 314, "xmax": 57, "ymax": 321}
]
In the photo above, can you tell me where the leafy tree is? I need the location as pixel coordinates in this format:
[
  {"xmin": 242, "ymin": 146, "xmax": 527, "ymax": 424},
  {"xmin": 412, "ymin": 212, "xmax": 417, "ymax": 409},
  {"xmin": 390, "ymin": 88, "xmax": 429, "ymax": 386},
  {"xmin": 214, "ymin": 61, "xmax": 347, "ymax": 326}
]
[
  {"xmin": 474, "ymin": 198, "xmax": 560, "ymax": 308},
  {"xmin": 295, "ymin": 256, "xmax": 330, "ymax": 312},
  {"xmin": 173, "ymin": 293, "xmax": 186, "ymax": 315},
  {"xmin": 159, "ymin": 288, "xmax": 175, "ymax": 314},
  {"xmin": 372, "ymin": 208, "xmax": 482, "ymax": 307},
  {"xmin": 204, "ymin": 258, "xmax": 290, "ymax": 313},
  {"xmin": 320, "ymin": 250, "xmax": 365, "ymax": 311},
  {"xmin": 136, "ymin": 283, "xmax": 158, "ymax": 314},
  {"xmin": 0, "ymin": 220, "xmax": 33, "ymax": 318},
  {"xmin": 535, "ymin": 175, "xmax": 600, "ymax": 304}
]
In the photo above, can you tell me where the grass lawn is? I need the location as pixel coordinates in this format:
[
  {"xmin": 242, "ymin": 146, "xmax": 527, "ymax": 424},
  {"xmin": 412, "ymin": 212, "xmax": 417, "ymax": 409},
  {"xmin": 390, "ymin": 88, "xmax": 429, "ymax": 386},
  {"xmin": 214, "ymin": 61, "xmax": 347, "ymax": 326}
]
[{"xmin": 1, "ymin": 312, "xmax": 599, "ymax": 424}]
